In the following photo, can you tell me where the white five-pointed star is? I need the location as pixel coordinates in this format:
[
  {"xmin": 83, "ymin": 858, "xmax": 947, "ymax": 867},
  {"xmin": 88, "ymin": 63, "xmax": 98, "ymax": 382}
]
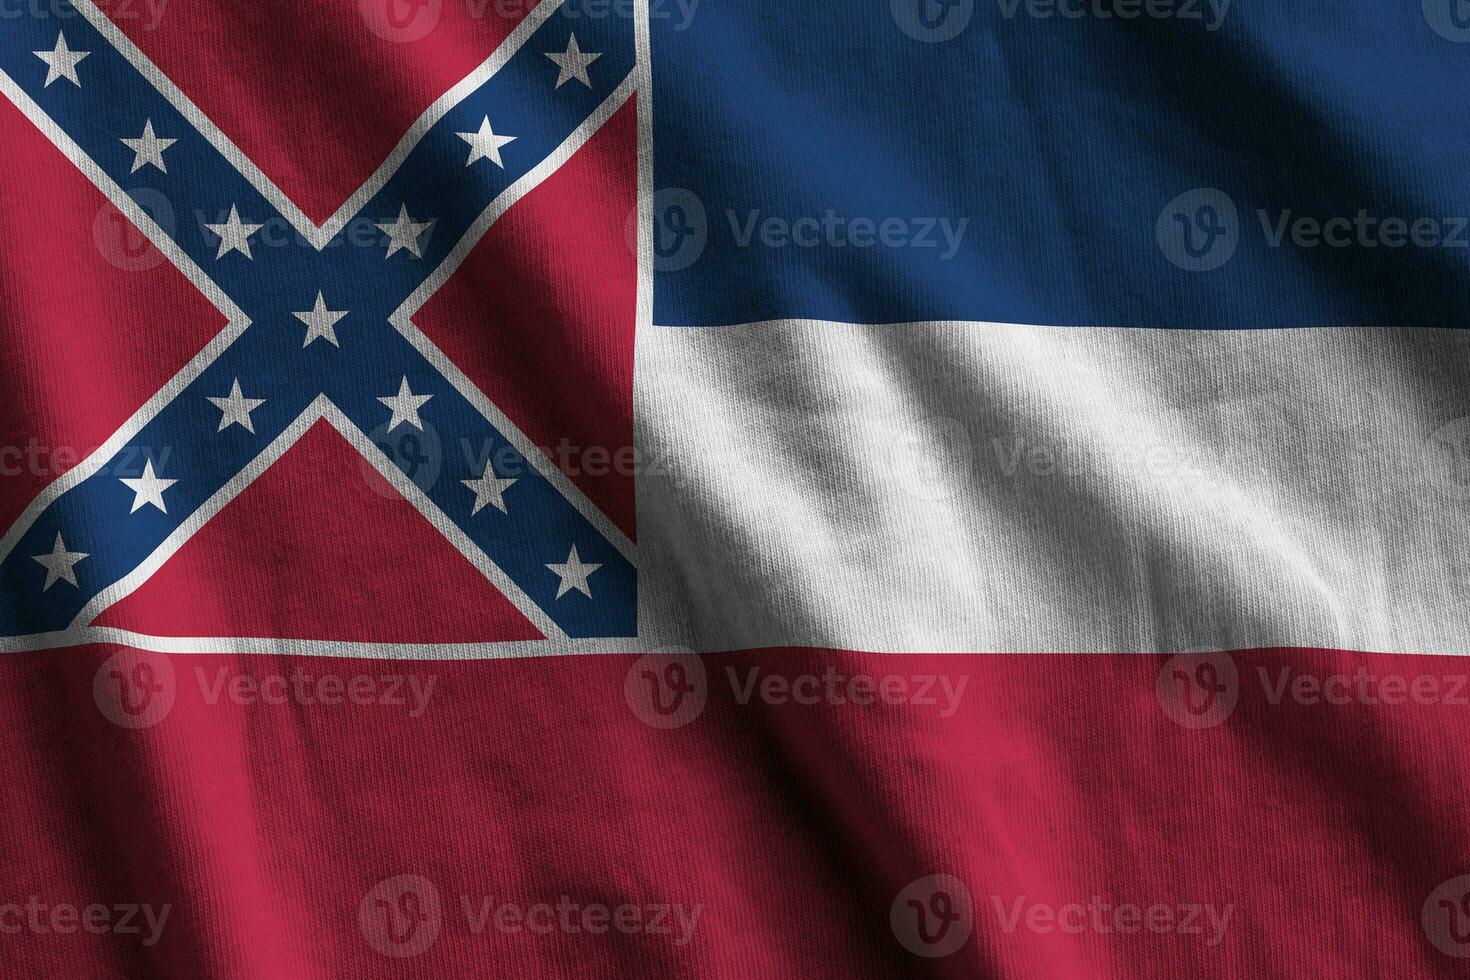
[
  {"xmin": 293, "ymin": 291, "xmax": 350, "ymax": 347},
  {"xmin": 121, "ymin": 119, "xmax": 177, "ymax": 174},
  {"xmin": 119, "ymin": 460, "xmax": 178, "ymax": 515},
  {"xmin": 456, "ymin": 116, "xmax": 517, "ymax": 168},
  {"xmin": 376, "ymin": 204, "xmax": 434, "ymax": 258},
  {"xmin": 32, "ymin": 533, "xmax": 87, "ymax": 591},
  {"xmin": 208, "ymin": 379, "xmax": 265, "ymax": 433},
  {"xmin": 546, "ymin": 544, "xmax": 602, "ymax": 599},
  {"xmin": 34, "ymin": 32, "xmax": 89, "ymax": 88},
  {"xmin": 205, "ymin": 205, "xmax": 264, "ymax": 260},
  {"xmin": 546, "ymin": 34, "xmax": 600, "ymax": 89},
  {"xmin": 378, "ymin": 377, "xmax": 433, "ymax": 432},
  {"xmin": 463, "ymin": 465, "xmax": 517, "ymax": 515}
]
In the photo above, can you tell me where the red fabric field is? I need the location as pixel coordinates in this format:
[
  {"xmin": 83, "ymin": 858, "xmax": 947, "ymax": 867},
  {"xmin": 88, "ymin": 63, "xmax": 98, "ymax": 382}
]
[{"xmin": 0, "ymin": 645, "xmax": 1465, "ymax": 977}]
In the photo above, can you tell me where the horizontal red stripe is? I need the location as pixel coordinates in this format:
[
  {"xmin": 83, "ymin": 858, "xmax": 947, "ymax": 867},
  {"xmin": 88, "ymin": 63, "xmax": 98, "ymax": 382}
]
[{"xmin": 0, "ymin": 645, "xmax": 1462, "ymax": 977}]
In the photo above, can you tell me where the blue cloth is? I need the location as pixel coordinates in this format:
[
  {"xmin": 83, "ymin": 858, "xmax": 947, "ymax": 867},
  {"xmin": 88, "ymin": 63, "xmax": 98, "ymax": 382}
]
[{"xmin": 653, "ymin": 0, "xmax": 1470, "ymax": 327}]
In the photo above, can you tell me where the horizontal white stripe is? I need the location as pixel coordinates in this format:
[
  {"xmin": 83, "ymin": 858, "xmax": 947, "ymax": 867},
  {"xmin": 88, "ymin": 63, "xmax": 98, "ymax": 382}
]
[
  {"xmin": 0, "ymin": 629, "xmax": 646, "ymax": 660},
  {"xmin": 635, "ymin": 319, "xmax": 1470, "ymax": 655}
]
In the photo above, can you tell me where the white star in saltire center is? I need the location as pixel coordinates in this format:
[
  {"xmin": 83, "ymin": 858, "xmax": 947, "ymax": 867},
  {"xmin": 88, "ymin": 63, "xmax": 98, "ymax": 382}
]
[
  {"xmin": 378, "ymin": 377, "xmax": 432, "ymax": 432},
  {"xmin": 547, "ymin": 545, "xmax": 602, "ymax": 599},
  {"xmin": 293, "ymin": 291, "xmax": 350, "ymax": 347},
  {"xmin": 32, "ymin": 533, "xmax": 87, "ymax": 591},
  {"xmin": 119, "ymin": 459, "xmax": 178, "ymax": 515},
  {"xmin": 205, "ymin": 205, "xmax": 264, "ymax": 260},
  {"xmin": 463, "ymin": 464, "xmax": 517, "ymax": 515},
  {"xmin": 376, "ymin": 204, "xmax": 434, "ymax": 258},
  {"xmin": 34, "ymin": 32, "xmax": 89, "ymax": 88},
  {"xmin": 546, "ymin": 34, "xmax": 600, "ymax": 89},
  {"xmin": 121, "ymin": 119, "xmax": 176, "ymax": 174},
  {"xmin": 208, "ymin": 379, "xmax": 265, "ymax": 433},
  {"xmin": 456, "ymin": 116, "xmax": 516, "ymax": 168}
]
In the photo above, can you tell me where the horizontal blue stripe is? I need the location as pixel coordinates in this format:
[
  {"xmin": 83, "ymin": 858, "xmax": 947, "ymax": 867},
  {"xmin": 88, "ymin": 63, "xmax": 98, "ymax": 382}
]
[{"xmin": 651, "ymin": 1, "xmax": 1470, "ymax": 327}]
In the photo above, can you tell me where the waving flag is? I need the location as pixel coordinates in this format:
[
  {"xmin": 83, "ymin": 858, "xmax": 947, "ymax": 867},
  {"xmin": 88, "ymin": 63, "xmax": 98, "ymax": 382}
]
[{"xmin": 1, "ymin": 0, "xmax": 1468, "ymax": 976}]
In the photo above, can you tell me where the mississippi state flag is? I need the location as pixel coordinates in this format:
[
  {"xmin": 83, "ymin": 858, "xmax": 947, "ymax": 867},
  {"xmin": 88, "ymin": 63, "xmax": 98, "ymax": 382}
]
[{"xmin": 2, "ymin": 0, "xmax": 1470, "ymax": 976}]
